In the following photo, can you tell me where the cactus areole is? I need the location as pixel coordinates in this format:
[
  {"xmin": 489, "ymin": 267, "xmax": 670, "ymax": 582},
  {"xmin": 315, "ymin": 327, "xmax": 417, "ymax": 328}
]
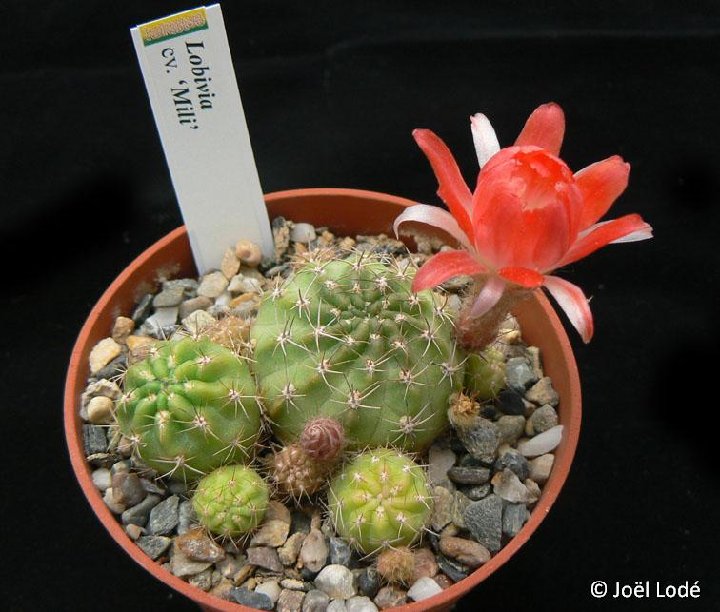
[
  {"xmin": 116, "ymin": 337, "xmax": 262, "ymax": 481},
  {"xmin": 251, "ymin": 253, "xmax": 464, "ymax": 452}
]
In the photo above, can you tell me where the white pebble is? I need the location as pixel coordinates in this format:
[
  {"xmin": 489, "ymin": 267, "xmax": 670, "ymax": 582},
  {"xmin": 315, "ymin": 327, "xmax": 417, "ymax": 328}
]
[
  {"xmin": 327, "ymin": 601, "xmax": 347, "ymax": 612},
  {"xmin": 91, "ymin": 468, "xmax": 112, "ymax": 491},
  {"xmin": 255, "ymin": 580, "xmax": 281, "ymax": 603},
  {"xmin": 290, "ymin": 222, "xmax": 317, "ymax": 243},
  {"xmin": 314, "ymin": 564, "xmax": 357, "ymax": 600},
  {"xmin": 517, "ymin": 425, "xmax": 564, "ymax": 457},
  {"xmin": 346, "ymin": 596, "xmax": 378, "ymax": 612},
  {"xmin": 407, "ymin": 577, "xmax": 442, "ymax": 601},
  {"xmin": 87, "ymin": 395, "xmax": 114, "ymax": 424}
]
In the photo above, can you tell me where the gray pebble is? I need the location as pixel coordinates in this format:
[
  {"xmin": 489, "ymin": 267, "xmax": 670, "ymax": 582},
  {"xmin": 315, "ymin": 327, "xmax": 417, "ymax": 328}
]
[
  {"xmin": 177, "ymin": 500, "xmax": 196, "ymax": 535},
  {"xmin": 447, "ymin": 466, "xmax": 490, "ymax": 485},
  {"xmin": 527, "ymin": 404, "xmax": 558, "ymax": 435},
  {"xmin": 255, "ymin": 581, "xmax": 282, "ymax": 603},
  {"xmin": 502, "ymin": 503, "xmax": 530, "ymax": 537},
  {"xmin": 463, "ymin": 494, "xmax": 503, "ymax": 552},
  {"xmin": 299, "ymin": 528, "xmax": 329, "ymax": 573},
  {"xmin": 528, "ymin": 454, "xmax": 554, "ymax": 485},
  {"xmin": 356, "ymin": 567, "xmax": 380, "ymax": 598},
  {"xmin": 496, "ymin": 415, "xmax": 526, "ymax": 445},
  {"xmin": 178, "ymin": 295, "xmax": 213, "ymax": 320},
  {"xmin": 302, "ymin": 589, "xmax": 330, "ymax": 612},
  {"xmin": 525, "ymin": 377, "xmax": 559, "ymax": 406},
  {"xmin": 290, "ymin": 223, "xmax": 317, "ymax": 243},
  {"xmin": 247, "ymin": 546, "xmax": 283, "ymax": 573},
  {"xmin": 436, "ymin": 554, "xmax": 468, "ymax": 582},
  {"xmin": 329, "ymin": 537, "xmax": 352, "ymax": 566},
  {"xmin": 427, "ymin": 444, "xmax": 456, "ymax": 488},
  {"xmin": 455, "ymin": 417, "xmax": 500, "ymax": 463},
  {"xmin": 505, "ymin": 357, "xmax": 537, "ymax": 392},
  {"xmin": 491, "ymin": 468, "xmax": 531, "ymax": 503},
  {"xmin": 83, "ymin": 425, "xmax": 108, "ymax": 455},
  {"xmin": 493, "ymin": 449, "xmax": 530, "ymax": 481},
  {"xmin": 189, "ymin": 567, "xmax": 214, "ymax": 592},
  {"xmin": 230, "ymin": 587, "xmax": 274, "ymax": 610},
  {"xmin": 346, "ymin": 595, "xmax": 378, "ymax": 612},
  {"xmin": 462, "ymin": 484, "xmax": 491, "ymax": 501},
  {"xmin": 147, "ymin": 495, "xmax": 180, "ymax": 535},
  {"xmin": 136, "ymin": 535, "xmax": 172, "ymax": 560},
  {"xmin": 132, "ymin": 293, "xmax": 153, "ymax": 323},
  {"xmin": 326, "ymin": 601, "xmax": 347, "ymax": 612},
  {"xmin": 111, "ymin": 471, "xmax": 147, "ymax": 507},
  {"xmin": 496, "ymin": 389, "xmax": 526, "ymax": 416},
  {"xmin": 121, "ymin": 493, "xmax": 162, "ymax": 526},
  {"xmin": 152, "ymin": 285, "xmax": 185, "ymax": 307},
  {"xmin": 314, "ymin": 564, "xmax": 356, "ymax": 599},
  {"xmin": 430, "ymin": 486, "xmax": 454, "ymax": 531}
]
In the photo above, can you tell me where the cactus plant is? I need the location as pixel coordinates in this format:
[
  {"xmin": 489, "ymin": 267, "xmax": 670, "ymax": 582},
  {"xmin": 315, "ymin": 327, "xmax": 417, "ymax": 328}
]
[
  {"xmin": 464, "ymin": 347, "xmax": 506, "ymax": 400},
  {"xmin": 250, "ymin": 252, "xmax": 464, "ymax": 456},
  {"xmin": 116, "ymin": 337, "xmax": 262, "ymax": 481},
  {"xmin": 192, "ymin": 464, "xmax": 269, "ymax": 538},
  {"xmin": 327, "ymin": 448, "xmax": 432, "ymax": 554}
]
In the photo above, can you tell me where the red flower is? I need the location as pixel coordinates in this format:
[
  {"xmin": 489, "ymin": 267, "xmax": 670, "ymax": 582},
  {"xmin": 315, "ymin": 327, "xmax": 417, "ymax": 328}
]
[{"xmin": 395, "ymin": 103, "xmax": 652, "ymax": 343}]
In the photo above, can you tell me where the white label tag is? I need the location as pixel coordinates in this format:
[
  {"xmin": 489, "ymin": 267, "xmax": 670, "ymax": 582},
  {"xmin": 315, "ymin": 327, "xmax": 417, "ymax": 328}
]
[{"xmin": 131, "ymin": 5, "xmax": 273, "ymax": 273}]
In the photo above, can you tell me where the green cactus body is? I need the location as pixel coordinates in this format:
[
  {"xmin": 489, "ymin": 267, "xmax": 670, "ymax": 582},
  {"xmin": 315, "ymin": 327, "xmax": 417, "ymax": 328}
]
[
  {"xmin": 192, "ymin": 464, "xmax": 269, "ymax": 538},
  {"xmin": 464, "ymin": 347, "xmax": 506, "ymax": 400},
  {"xmin": 116, "ymin": 337, "xmax": 262, "ymax": 481},
  {"xmin": 328, "ymin": 449, "xmax": 432, "ymax": 554},
  {"xmin": 250, "ymin": 253, "xmax": 464, "ymax": 452}
]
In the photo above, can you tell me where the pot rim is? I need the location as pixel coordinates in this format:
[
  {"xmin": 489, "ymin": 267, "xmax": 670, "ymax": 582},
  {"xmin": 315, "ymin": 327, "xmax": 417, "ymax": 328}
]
[{"xmin": 64, "ymin": 187, "xmax": 581, "ymax": 612}]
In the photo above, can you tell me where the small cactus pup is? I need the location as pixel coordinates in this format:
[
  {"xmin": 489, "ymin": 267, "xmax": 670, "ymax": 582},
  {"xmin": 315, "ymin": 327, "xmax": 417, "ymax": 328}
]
[
  {"xmin": 116, "ymin": 336, "xmax": 262, "ymax": 481},
  {"xmin": 464, "ymin": 346, "xmax": 506, "ymax": 401},
  {"xmin": 265, "ymin": 442, "xmax": 337, "ymax": 501},
  {"xmin": 327, "ymin": 448, "xmax": 433, "ymax": 555},
  {"xmin": 192, "ymin": 464, "xmax": 269, "ymax": 538},
  {"xmin": 250, "ymin": 251, "xmax": 465, "ymax": 456}
]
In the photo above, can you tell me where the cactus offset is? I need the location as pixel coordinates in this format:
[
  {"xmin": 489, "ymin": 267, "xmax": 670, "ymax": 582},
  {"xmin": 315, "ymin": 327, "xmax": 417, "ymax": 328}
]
[
  {"xmin": 265, "ymin": 443, "xmax": 337, "ymax": 500},
  {"xmin": 464, "ymin": 347, "xmax": 506, "ymax": 400},
  {"xmin": 328, "ymin": 449, "xmax": 432, "ymax": 554},
  {"xmin": 192, "ymin": 464, "xmax": 269, "ymax": 538},
  {"xmin": 251, "ymin": 252, "xmax": 464, "ymax": 453},
  {"xmin": 116, "ymin": 337, "xmax": 262, "ymax": 481}
]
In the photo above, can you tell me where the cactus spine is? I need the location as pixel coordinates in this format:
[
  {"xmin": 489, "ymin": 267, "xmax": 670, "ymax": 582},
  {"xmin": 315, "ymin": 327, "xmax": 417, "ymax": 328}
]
[
  {"xmin": 192, "ymin": 464, "xmax": 269, "ymax": 538},
  {"xmin": 116, "ymin": 337, "xmax": 262, "ymax": 481},
  {"xmin": 327, "ymin": 448, "xmax": 432, "ymax": 554},
  {"xmin": 250, "ymin": 252, "xmax": 464, "ymax": 454}
]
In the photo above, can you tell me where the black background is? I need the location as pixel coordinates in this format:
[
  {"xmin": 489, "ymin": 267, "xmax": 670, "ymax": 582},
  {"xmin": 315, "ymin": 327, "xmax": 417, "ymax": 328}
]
[{"xmin": 3, "ymin": 2, "xmax": 719, "ymax": 611}]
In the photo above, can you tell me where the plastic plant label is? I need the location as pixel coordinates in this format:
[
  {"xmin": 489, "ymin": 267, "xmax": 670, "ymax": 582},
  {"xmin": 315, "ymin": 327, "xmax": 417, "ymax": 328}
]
[{"xmin": 131, "ymin": 4, "xmax": 273, "ymax": 273}]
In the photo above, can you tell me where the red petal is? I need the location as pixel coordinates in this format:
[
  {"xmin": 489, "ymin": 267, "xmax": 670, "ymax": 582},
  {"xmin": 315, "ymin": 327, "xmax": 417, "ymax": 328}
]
[
  {"xmin": 411, "ymin": 250, "xmax": 487, "ymax": 292},
  {"xmin": 413, "ymin": 129, "xmax": 474, "ymax": 238},
  {"xmin": 557, "ymin": 214, "xmax": 653, "ymax": 267},
  {"xmin": 543, "ymin": 275, "xmax": 594, "ymax": 343},
  {"xmin": 574, "ymin": 156, "xmax": 630, "ymax": 229},
  {"xmin": 499, "ymin": 267, "xmax": 545, "ymax": 288},
  {"xmin": 514, "ymin": 103, "xmax": 565, "ymax": 156}
]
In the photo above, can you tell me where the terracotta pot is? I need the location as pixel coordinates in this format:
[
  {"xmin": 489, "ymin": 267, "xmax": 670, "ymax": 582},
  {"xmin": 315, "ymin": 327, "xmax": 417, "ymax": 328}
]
[{"xmin": 65, "ymin": 188, "xmax": 581, "ymax": 612}]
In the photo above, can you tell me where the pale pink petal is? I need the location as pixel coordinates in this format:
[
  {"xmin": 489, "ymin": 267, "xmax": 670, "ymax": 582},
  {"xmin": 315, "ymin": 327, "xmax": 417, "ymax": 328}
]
[
  {"xmin": 470, "ymin": 113, "xmax": 500, "ymax": 168},
  {"xmin": 557, "ymin": 214, "xmax": 653, "ymax": 267},
  {"xmin": 514, "ymin": 102, "xmax": 565, "ymax": 156},
  {"xmin": 393, "ymin": 204, "xmax": 473, "ymax": 250},
  {"xmin": 469, "ymin": 274, "xmax": 506, "ymax": 318},
  {"xmin": 412, "ymin": 250, "xmax": 488, "ymax": 293},
  {"xmin": 543, "ymin": 275, "xmax": 594, "ymax": 343}
]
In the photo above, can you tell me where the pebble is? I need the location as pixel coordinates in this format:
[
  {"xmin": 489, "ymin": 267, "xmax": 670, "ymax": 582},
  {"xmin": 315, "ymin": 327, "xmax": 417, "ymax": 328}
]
[
  {"xmin": 189, "ymin": 567, "xmax": 214, "ymax": 591},
  {"xmin": 496, "ymin": 389, "xmax": 526, "ymax": 416},
  {"xmin": 251, "ymin": 520, "xmax": 291, "ymax": 548},
  {"xmin": 86, "ymin": 395, "xmax": 114, "ymax": 425},
  {"xmin": 346, "ymin": 596, "xmax": 378, "ymax": 612},
  {"xmin": 175, "ymin": 527, "xmax": 226, "ymax": 563},
  {"xmin": 439, "ymin": 536, "xmax": 490, "ymax": 568},
  {"xmin": 121, "ymin": 493, "xmax": 162, "ymax": 527},
  {"xmin": 277, "ymin": 588, "xmax": 306, "ymax": 612},
  {"xmin": 83, "ymin": 425, "xmax": 107, "ymax": 455},
  {"xmin": 407, "ymin": 577, "xmax": 443, "ymax": 602},
  {"xmin": 281, "ymin": 579, "xmax": 308, "ymax": 591},
  {"xmin": 152, "ymin": 285, "xmax": 185, "ymax": 307},
  {"xmin": 326, "ymin": 601, "xmax": 347, "ymax": 612},
  {"xmin": 112, "ymin": 316, "xmax": 135, "ymax": 343},
  {"xmin": 236, "ymin": 239, "xmax": 263, "ymax": 267},
  {"xmin": 314, "ymin": 565, "xmax": 356, "ymax": 599},
  {"xmin": 247, "ymin": 546, "xmax": 283, "ymax": 573},
  {"xmin": 170, "ymin": 546, "xmax": 212, "ymax": 578},
  {"xmin": 436, "ymin": 555, "xmax": 468, "ymax": 583},
  {"xmin": 177, "ymin": 500, "xmax": 196, "ymax": 535},
  {"xmin": 527, "ymin": 404, "xmax": 558, "ymax": 435},
  {"xmin": 525, "ymin": 478, "xmax": 541, "ymax": 504},
  {"xmin": 178, "ymin": 295, "xmax": 213, "ymax": 320},
  {"xmin": 463, "ymin": 494, "xmax": 503, "ymax": 552},
  {"xmin": 463, "ymin": 484, "xmax": 491, "ymax": 501},
  {"xmin": 147, "ymin": 495, "xmax": 180, "ymax": 535},
  {"xmin": 505, "ymin": 357, "xmax": 537, "ymax": 392},
  {"xmin": 427, "ymin": 444, "xmax": 456, "ymax": 488},
  {"xmin": 89, "ymin": 338, "xmax": 122, "ymax": 374},
  {"xmin": 290, "ymin": 223, "xmax": 317, "ymax": 243},
  {"xmin": 198, "ymin": 271, "xmax": 230, "ymax": 298},
  {"xmin": 144, "ymin": 306, "xmax": 179, "ymax": 331},
  {"xmin": 411, "ymin": 547, "xmax": 438, "ymax": 581},
  {"xmin": 491, "ymin": 468, "xmax": 531, "ymax": 503},
  {"xmin": 136, "ymin": 535, "xmax": 172, "ymax": 560},
  {"xmin": 230, "ymin": 587, "xmax": 274, "ymax": 610},
  {"xmin": 455, "ymin": 417, "xmax": 500, "ymax": 463},
  {"xmin": 373, "ymin": 585, "xmax": 407, "ymax": 609},
  {"xmin": 497, "ymin": 448, "xmax": 531, "ymax": 480},
  {"xmin": 111, "ymin": 471, "xmax": 147, "ymax": 506},
  {"xmin": 256, "ymin": 580, "xmax": 282, "ymax": 603},
  {"xmin": 528, "ymin": 453, "xmax": 554, "ymax": 485},
  {"xmin": 447, "ymin": 465, "xmax": 490, "ymax": 485},
  {"xmin": 272, "ymin": 217, "xmax": 291, "ymax": 260},
  {"xmin": 517, "ymin": 425, "xmax": 564, "ymax": 457},
  {"xmin": 299, "ymin": 528, "xmax": 329, "ymax": 573},
  {"xmin": 91, "ymin": 467, "xmax": 111, "ymax": 491},
  {"xmin": 329, "ymin": 537, "xmax": 352, "ymax": 566},
  {"xmin": 302, "ymin": 589, "xmax": 330, "ymax": 612},
  {"xmin": 266, "ymin": 500, "xmax": 292, "ymax": 524},
  {"xmin": 502, "ymin": 503, "xmax": 530, "ymax": 537},
  {"xmin": 182, "ymin": 309, "xmax": 216, "ymax": 335},
  {"xmin": 430, "ymin": 486, "xmax": 454, "ymax": 531},
  {"xmin": 451, "ymin": 490, "xmax": 471, "ymax": 529},
  {"xmin": 228, "ymin": 273, "xmax": 264, "ymax": 294},
  {"xmin": 356, "ymin": 567, "xmax": 380, "ymax": 598},
  {"xmin": 525, "ymin": 377, "xmax": 559, "ymax": 406},
  {"xmin": 102, "ymin": 487, "xmax": 126, "ymax": 514},
  {"xmin": 125, "ymin": 523, "xmax": 144, "ymax": 540},
  {"xmin": 221, "ymin": 247, "xmax": 242, "ymax": 279},
  {"xmin": 496, "ymin": 415, "xmax": 526, "ymax": 445},
  {"xmin": 278, "ymin": 532, "xmax": 306, "ymax": 566}
]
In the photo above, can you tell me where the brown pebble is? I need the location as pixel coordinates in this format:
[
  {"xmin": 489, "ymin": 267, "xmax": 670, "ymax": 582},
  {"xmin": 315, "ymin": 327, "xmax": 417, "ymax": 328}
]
[
  {"xmin": 264, "ymin": 500, "xmax": 292, "ymax": 524},
  {"xmin": 277, "ymin": 588, "xmax": 306, "ymax": 612},
  {"xmin": 433, "ymin": 574, "xmax": 454, "ymax": 589},
  {"xmin": 236, "ymin": 239, "xmax": 263, "ymax": 267},
  {"xmin": 374, "ymin": 585, "xmax": 408, "ymax": 609},
  {"xmin": 438, "ymin": 536, "xmax": 491, "ymax": 568},
  {"xmin": 175, "ymin": 527, "xmax": 226, "ymax": 563},
  {"xmin": 411, "ymin": 547, "xmax": 438, "ymax": 582},
  {"xmin": 112, "ymin": 316, "xmax": 135, "ymax": 344},
  {"xmin": 221, "ymin": 247, "xmax": 242, "ymax": 279},
  {"xmin": 247, "ymin": 546, "xmax": 283, "ymax": 573}
]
